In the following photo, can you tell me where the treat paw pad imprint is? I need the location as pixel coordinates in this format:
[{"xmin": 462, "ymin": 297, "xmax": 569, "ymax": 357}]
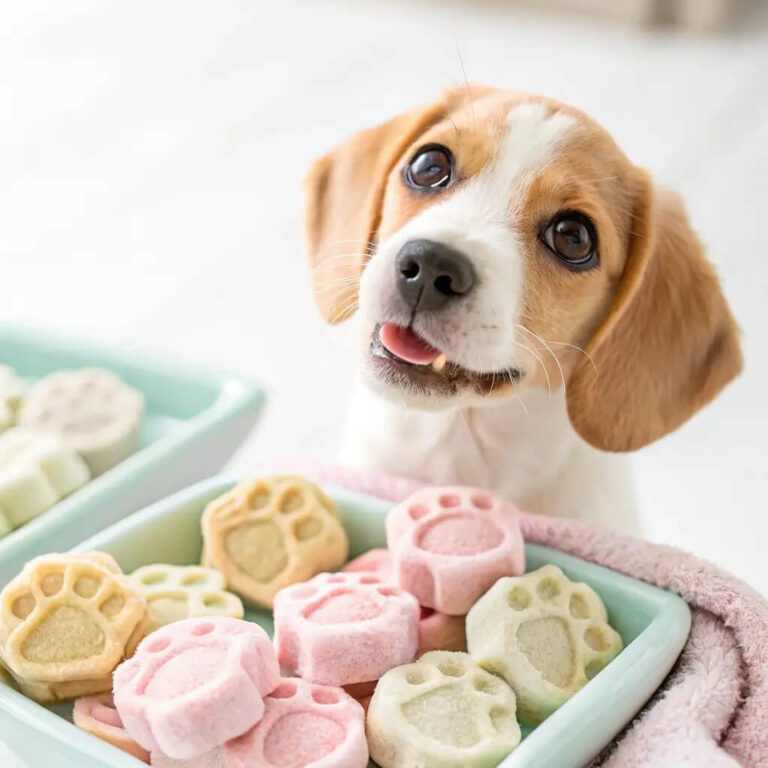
[
  {"xmin": 0, "ymin": 427, "xmax": 90, "ymax": 529},
  {"xmin": 387, "ymin": 486, "xmax": 525, "ymax": 615},
  {"xmin": 131, "ymin": 565, "xmax": 244, "ymax": 632},
  {"xmin": 19, "ymin": 368, "xmax": 145, "ymax": 476},
  {"xmin": 114, "ymin": 617, "xmax": 280, "ymax": 759},
  {"xmin": 73, "ymin": 692, "xmax": 150, "ymax": 763},
  {"xmin": 0, "ymin": 552, "xmax": 148, "ymax": 703},
  {"xmin": 201, "ymin": 476, "xmax": 348, "ymax": 609},
  {"xmin": 367, "ymin": 651, "xmax": 521, "ymax": 768},
  {"xmin": 274, "ymin": 571, "xmax": 419, "ymax": 686},
  {"xmin": 466, "ymin": 564, "xmax": 623, "ymax": 725}
]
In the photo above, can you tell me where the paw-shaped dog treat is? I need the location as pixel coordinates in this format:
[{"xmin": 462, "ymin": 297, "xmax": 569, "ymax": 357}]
[
  {"xmin": 0, "ymin": 551, "xmax": 148, "ymax": 703},
  {"xmin": 201, "ymin": 476, "xmax": 348, "ymax": 609},
  {"xmin": 0, "ymin": 427, "xmax": 91, "ymax": 528},
  {"xmin": 466, "ymin": 564, "xmax": 623, "ymax": 725},
  {"xmin": 274, "ymin": 571, "xmax": 419, "ymax": 686},
  {"xmin": 19, "ymin": 368, "xmax": 144, "ymax": 476},
  {"xmin": 387, "ymin": 486, "xmax": 525, "ymax": 615},
  {"xmin": 130, "ymin": 565, "xmax": 244, "ymax": 633},
  {"xmin": 367, "ymin": 650, "xmax": 521, "ymax": 768},
  {"xmin": 343, "ymin": 549, "xmax": 466, "ymax": 656},
  {"xmin": 0, "ymin": 365, "xmax": 24, "ymax": 433},
  {"xmin": 74, "ymin": 691, "xmax": 150, "ymax": 763},
  {"xmin": 225, "ymin": 678, "xmax": 368, "ymax": 768},
  {"xmin": 114, "ymin": 617, "xmax": 280, "ymax": 759}
]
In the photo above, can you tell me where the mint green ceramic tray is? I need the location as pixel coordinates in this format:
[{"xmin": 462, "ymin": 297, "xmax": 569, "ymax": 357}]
[
  {"xmin": 0, "ymin": 328, "xmax": 263, "ymax": 585},
  {"xmin": 0, "ymin": 477, "xmax": 691, "ymax": 768}
]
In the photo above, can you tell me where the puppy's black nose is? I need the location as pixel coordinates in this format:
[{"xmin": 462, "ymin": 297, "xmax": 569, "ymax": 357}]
[{"xmin": 395, "ymin": 239, "xmax": 476, "ymax": 312}]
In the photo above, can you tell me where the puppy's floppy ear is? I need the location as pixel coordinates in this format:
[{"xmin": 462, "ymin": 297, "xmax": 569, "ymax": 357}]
[
  {"xmin": 566, "ymin": 169, "xmax": 743, "ymax": 452},
  {"xmin": 304, "ymin": 90, "xmax": 468, "ymax": 323}
]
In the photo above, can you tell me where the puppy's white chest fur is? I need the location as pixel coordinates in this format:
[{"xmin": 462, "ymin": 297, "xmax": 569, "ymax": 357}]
[{"xmin": 341, "ymin": 382, "xmax": 640, "ymax": 534}]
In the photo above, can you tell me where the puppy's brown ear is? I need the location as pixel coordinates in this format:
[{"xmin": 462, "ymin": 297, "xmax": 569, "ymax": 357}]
[
  {"xmin": 567, "ymin": 170, "xmax": 743, "ymax": 451},
  {"xmin": 304, "ymin": 92, "xmax": 465, "ymax": 323}
]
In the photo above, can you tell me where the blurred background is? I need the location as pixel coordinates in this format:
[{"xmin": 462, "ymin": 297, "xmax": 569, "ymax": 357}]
[{"xmin": 1, "ymin": 0, "xmax": 766, "ymax": 592}]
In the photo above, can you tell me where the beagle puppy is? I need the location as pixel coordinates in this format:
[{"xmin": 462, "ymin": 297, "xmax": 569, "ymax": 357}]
[{"xmin": 304, "ymin": 85, "xmax": 742, "ymax": 533}]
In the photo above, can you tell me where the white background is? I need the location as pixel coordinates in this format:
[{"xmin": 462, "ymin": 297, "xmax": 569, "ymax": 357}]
[{"xmin": 1, "ymin": 0, "xmax": 766, "ymax": 594}]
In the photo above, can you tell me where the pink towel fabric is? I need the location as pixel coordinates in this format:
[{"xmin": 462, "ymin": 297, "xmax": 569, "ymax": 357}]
[{"xmin": 266, "ymin": 462, "xmax": 768, "ymax": 768}]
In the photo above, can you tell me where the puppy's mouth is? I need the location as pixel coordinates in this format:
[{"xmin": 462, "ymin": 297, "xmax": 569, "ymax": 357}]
[{"xmin": 368, "ymin": 323, "xmax": 522, "ymax": 398}]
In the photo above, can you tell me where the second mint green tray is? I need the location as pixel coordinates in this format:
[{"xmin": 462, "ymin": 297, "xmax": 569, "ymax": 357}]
[
  {"xmin": 0, "ymin": 476, "xmax": 691, "ymax": 768},
  {"xmin": 0, "ymin": 327, "xmax": 263, "ymax": 585}
]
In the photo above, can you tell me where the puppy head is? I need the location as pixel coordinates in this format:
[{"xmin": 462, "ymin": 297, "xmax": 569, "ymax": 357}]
[{"xmin": 305, "ymin": 86, "xmax": 742, "ymax": 452}]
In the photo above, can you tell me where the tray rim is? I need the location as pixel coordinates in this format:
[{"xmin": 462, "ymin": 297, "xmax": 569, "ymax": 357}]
[{"xmin": 0, "ymin": 476, "xmax": 692, "ymax": 768}]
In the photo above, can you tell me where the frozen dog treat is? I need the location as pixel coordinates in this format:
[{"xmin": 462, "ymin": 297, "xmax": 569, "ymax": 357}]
[
  {"xmin": 0, "ymin": 551, "xmax": 148, "ymax": 703},
  {"xmin": 387, "ymin": 486, "xmax": 525, "ymax": 615},
  {"xmin": 0, "ymin": 427, "xmax": 90, "ymax": 528},
  {"xmin": 226, "ymin": 678, "xmax": 368, "ymax": 768},
  {"xmin": 201, "ymin": 476, "xmax": 348, "ymax": 609},
  {"xmin": 344, "ymin": 549, "xmax": 466, "ymax": 655},
  {"xmin": 74, "ymin": 691, "xmax": 150, "ymax": 763},
  {"xmin": 466, "ymin": 564, "xmax": 623, "ymax": 725},
  {"xmin": 114, "ymin": 617, "xmax": 280, "ymax": 759},
  {"xmin": 130, "ymin": 565, "xmax": 244, "ymax": 632},
  {"xmin": 150, "ymin": 678, "xmax": 368, "ymax": 768},
  {"xmin": 19, "ymin": 368, "xmax": 144, "ymax": 476},
  {"xmin": 367, "ymin": 650, "xmax": 521, "ymax": 768},
  {"xmin": 0, "ymin": 365, "xmax": 24, "ymax": 433},
  {"xmin": 274, "ymin": 571, "xmax": 419, "ymax": 686}
]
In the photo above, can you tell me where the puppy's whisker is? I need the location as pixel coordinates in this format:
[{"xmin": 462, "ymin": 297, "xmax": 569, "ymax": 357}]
[
  {"xmin": 517, "ymin": 324, "xmax": 567, "ymax": 395},
  {"xmin": 546, "ymin": 341, "xmax": 598, "ymax": 375},
  {"xmin": 512, "ymin": 340, "xmax": 551, "ymax": 396},
  {"xmin": 313, "ymin": 277, "xmax": 361, "ymax": 295}
]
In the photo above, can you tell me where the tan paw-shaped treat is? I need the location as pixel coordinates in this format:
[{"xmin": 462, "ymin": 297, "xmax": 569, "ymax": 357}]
[
  {"xmin": 0, "ymin": 551, "xmax": 149, "ymax": 703},
  {"xmin": 19, "ymin": 368, "xmax": 145, "ymax": 476},
  {"xmin": 466, "ymin": 564, "xmax": 623, "ymax": 725},
  {"xmin": 73, "ymin": 691, "xmax": 150, "ymax": 763},
  {"xmin": 130, "ymin": 565, "xmax": 244, "ymax": 632},
  {"xmin": 0, "ymin": 427, "xmax": 91, "ymax": 528},
  {"xmin": 0, "ymin": 365, "xmax": 24, "ymax": 433},
  {"xmin": 367, "ymin": 651, "xmax": 521, "ymax": 768},
  {"xmin": 201, "ymin": 476, "xmax": 348, "ymax": 609}
]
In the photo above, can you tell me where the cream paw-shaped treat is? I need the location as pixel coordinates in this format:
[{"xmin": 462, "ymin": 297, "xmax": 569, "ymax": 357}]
[
  {"xmin": 343, "ymin": 550, "xmax": 466, "ymax": 655},
  {"xmin": 367, "ymin": 651, "xmax": 521, "ymax": 768},
  {"xmin": 0, "ymin": 365, "xmax": 24, "ymax": 433},
  {"xmin": 19, "ymin": 368, "xmax": 144, "ymax": 476},
  {"xmin": 386, "ymin": 486, "xmax": 525, "ymax": 615},
  {"xmin": 0, "ymin": 551, "xmax": 149, "ymax": 703},
  {"xmin": 274, "ymin": 571, "xmax": 419, "ymax": 686},
  {"xmin": 73, "ymin": 691, "xmax": 150, "ymax": 763},
  {"xmin": 130, "ymin": 565, "xmax": 244, "ymax": 632},
  {"xmin": 0, "ymin": 427, "xmax": 91, "ymax": 528},
  {"xmin": 150, "ymin": 678, "xmax": 368, "ymax": 768},
  {"xmin": 201, "ymin": 476, "xmax": 348, "ymax": 609},
  {"xmin": 466, "ymin": 564, "xmax": 623, "ymax": 725},
  {"xmin": 114, "ymin": 617, "xmax": 280, "ymax": 760}
]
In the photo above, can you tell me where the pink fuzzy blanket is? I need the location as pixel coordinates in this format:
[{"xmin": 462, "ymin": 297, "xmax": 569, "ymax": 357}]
[{"xmin": 274, "ymin": 462, "xmax": 768, "ymax": 768}]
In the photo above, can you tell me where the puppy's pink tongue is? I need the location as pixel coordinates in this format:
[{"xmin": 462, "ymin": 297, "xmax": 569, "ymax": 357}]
[{"xmin": 380, "ymin": 324, "xmax": 440, "ymax": 365}]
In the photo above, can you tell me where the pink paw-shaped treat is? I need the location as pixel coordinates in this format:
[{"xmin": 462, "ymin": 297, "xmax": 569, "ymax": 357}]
[
  {"xmin": 227, "ymin": 678, "xmax": 368, "ymax": 768},
  {"xmin": 73, "ymin": 692, "xmax": 149, "ymax": 763},
  {"xmin": 344, "ymin": 550, "xmax": 466, "ymax": 655},
  {"xmin": 387, "ymin": 486, "xmax": 525, "ymax": 615},
  {"xmin": 274, "ymin": 572, "xmax": 418, "ymax": 686},
  {"xmin": 113, "ymin": 617, "xmax": 280, "ymax": 759}
]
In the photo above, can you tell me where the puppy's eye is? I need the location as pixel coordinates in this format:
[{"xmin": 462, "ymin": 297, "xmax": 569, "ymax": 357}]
[
  {"xmin": 541, "ymin": 212, "xmax": 598, "ymax": 269},
  {"xmin": 405, "ymin": 145, "xmax": 453, "ymax": 190}
]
